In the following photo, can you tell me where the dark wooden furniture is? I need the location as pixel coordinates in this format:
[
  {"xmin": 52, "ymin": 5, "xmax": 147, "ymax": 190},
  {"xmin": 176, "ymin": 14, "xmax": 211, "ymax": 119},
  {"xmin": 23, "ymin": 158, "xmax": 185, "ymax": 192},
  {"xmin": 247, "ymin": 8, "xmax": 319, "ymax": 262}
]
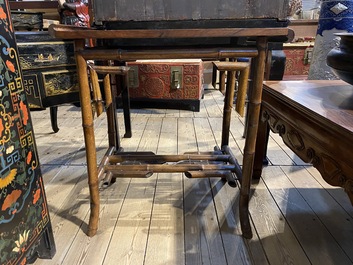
[
  {"xmin": 9, "ymin": 1, "xmax": 89, "ymax": 133},
  {"xmin": 15, "ymin": 31, "xmax": 80, "ymax": 132},
  {"xmin": 9, "ymin": 0, "xmax": 58, "ymax": 9},
  {"xmin": 254, "ymin": 80, "xmax": 353, "ymax": 204},
  {"xmin": 0, "ymin": 1, "xmax": 55, "ymax": 263},
  {"xmin": 49, "ymin": 24, "xmax": 289, "ymax": 239}
]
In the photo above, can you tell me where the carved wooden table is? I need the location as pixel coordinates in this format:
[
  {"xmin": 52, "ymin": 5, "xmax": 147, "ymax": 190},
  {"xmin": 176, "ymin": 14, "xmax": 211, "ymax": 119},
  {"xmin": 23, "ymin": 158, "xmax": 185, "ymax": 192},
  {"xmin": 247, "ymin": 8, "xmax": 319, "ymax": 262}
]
[
  {"xmin": 49, "ymin": 24, "xmax": 289, "ymax": 238},
  {"xmin": 254, "ymin": 80, "xmax": 353, "ymax": 204}
]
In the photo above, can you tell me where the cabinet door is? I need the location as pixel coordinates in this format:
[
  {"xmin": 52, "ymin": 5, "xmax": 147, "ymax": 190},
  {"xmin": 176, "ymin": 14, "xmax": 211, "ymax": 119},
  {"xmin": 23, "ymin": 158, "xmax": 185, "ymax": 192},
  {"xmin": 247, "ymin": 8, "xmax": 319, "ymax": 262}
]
[{"xmin": 0, "ymin": 1, "xmax": 55, "ymax": 264}]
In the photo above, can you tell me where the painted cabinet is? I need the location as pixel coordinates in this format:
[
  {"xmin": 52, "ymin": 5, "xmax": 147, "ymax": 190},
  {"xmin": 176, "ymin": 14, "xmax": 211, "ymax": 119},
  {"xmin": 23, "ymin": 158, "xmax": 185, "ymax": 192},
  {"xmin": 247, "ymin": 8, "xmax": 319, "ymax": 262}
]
[{"xmin": 0, "ymin": 0, "xmax": 55, "ymax": 264}]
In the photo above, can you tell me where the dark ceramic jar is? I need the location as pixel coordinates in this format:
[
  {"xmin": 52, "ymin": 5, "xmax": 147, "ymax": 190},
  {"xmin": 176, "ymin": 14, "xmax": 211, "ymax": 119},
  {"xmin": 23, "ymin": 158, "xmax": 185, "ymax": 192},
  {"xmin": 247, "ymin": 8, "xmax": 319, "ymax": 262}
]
[{"xmin": 327, "ymin": 33, "xmax": 353, "ymax": 85}]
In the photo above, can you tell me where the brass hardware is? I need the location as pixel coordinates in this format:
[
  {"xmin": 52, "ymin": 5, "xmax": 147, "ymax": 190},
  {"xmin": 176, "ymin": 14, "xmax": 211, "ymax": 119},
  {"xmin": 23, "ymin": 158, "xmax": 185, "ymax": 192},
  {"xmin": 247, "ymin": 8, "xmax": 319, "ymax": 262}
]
[
  {"xmin": 171, "ymin": 66, "xmax": 183, "ymax": 89},
  {"xmin": 303, "ymin": 46, "xmax": 314, "ymax": 65},
  {"xmin": 128, "ymin": 65, "xmax": 139, "ymax": 88}
]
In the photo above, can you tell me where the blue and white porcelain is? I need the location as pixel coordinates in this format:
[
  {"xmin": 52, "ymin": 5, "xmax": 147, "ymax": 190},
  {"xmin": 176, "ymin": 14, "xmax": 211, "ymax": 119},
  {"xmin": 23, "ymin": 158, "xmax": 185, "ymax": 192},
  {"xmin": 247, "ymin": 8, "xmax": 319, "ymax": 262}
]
[{"xmin": 308, "ymin": 0, "xmax": 353, "ymax": 80}]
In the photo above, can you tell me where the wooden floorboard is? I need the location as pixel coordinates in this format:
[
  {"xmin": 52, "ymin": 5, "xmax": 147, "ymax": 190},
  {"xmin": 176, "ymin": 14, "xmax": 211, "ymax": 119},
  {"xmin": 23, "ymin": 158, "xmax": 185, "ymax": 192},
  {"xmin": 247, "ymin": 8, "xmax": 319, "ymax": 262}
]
[{"xmin": 31, "ymin": 89, "xmax": 353, "ymax": 265}]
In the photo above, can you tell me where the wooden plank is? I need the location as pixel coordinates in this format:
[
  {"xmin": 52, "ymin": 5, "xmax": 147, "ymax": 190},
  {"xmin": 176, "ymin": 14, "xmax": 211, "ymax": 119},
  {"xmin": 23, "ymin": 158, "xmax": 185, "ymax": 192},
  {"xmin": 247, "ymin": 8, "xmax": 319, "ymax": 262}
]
[
  {"xmin": 269, "ymin": 132, "xmax": 308, "ymax": 166},
  {"xmin": 40, "ymin": 165, "xmax": 65, "ymax": 186},
  {"xmin": 265, "ymin": 134, "xmax": 296, "ymax": 166},
  {"xmin": 210, "ymin": 180, "xmax": 268, "ymax": 265},
  {"xmin": 182, "ymin": 117, "xmax": 228, "ymax": 264},
  {"xmin": 305, "ymin": 166, "xmax": 353, "ymax": 218},
  {"xmin": 282, "ymin": 165, "xmax": 353, "ymax": 262},
  {"xmin": 249, "ymin": 166, "xmax": 311, "ymax": 265},
  {"xmin": 180, "ymin": 108, "xmax": 196, "ymax": 118},
  {"xmin": 42, "ymin": 166, "xmax": 85, "ymax": 221},
  {"xmin": 195, "ymin": 113, "xmax": 268, "ymax": 264},
  {"xmin": 30, "ymin": 89, "xmax": 353, "ymax": 265},
  {"xmin": 144, "ymin": 117, "xmax": 184, "ymax": 264},
  {"xmin": 34, "ymin": 166, "xmax": 91, "ymax": 265},
  {"xmin": 103, "ymin": 117, "xmax": 162, "ymax": 264},
  {"xmin": 208, "ymin": 117, "xmax": 243, "ymax": 164},
  {"xmin": 165, "ymin": 108, "xmax": 180, "ymax": 117},
  {"xmin": 202, "ymin": 90, "xmax": 223, "ymax": 118},
  {"xmin": 34, "ymin": 116, "xmax": 84, "ymax": 165},
  {"xmin": 193, "ymin": 99, "xmax": 209, "ymax": 118},
  {"xmin": 61, "ymin": 177, "xmax": 131, "ymax": 265},
  {"xmin": 262, "ymin": 165, "xmax": 353, "ymax": 264},
  {"xmin": 229, "ymin": 114, "xmax": 247, "ymax": 155},
  {"xmin": 207, "ymin": 92, "xmax": 269, "ymax": 263},
  {"xmin": 119, "ymin": 115, "xmax": 149, "ymax": 152}
]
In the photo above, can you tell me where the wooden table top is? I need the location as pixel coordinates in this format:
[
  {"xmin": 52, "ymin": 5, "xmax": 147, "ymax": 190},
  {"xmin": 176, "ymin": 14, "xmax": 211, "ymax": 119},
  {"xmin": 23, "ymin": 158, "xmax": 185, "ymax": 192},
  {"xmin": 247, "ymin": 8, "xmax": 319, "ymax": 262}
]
[
  {"xmin": 263, "ymin": 80, "xmax": 353, "ymax": 134},
  {"xmin": 48, "ymin": 24, "xmax": 289, "ymax": 40}
]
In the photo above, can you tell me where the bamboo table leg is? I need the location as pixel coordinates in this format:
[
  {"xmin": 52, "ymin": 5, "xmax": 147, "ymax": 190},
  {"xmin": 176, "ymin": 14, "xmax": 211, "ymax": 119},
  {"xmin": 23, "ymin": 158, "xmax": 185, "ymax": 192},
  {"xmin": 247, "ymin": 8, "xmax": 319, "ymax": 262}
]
[
  {"xmin": 213, "ymin": 61, "xmax": 250, "ymax": 147},
  {"xmin": 120, "ymin": 74, "xmax": 132, "ymax": 138},
  {"xmin": 75, "ymin": 40, "xmax": 100, "ymax": 237},
  {"xmin": 221, "ymin": 70, "xmax": 236, "ymax": 147},
  {"xmin": 240, "ymin": 37, "xmax": 268, "ymax": 239}
]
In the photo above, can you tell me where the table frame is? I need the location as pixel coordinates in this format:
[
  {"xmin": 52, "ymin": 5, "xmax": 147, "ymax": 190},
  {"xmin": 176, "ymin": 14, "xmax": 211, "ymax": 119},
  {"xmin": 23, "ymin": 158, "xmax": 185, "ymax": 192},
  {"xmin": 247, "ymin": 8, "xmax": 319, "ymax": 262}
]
[
  {"xmin": 254, "ymin": 80, "xmax": 353, "ymax": 205},
  {"xmin": 49, "ymin": 24, "xmax": 289, "ymax": 238}
]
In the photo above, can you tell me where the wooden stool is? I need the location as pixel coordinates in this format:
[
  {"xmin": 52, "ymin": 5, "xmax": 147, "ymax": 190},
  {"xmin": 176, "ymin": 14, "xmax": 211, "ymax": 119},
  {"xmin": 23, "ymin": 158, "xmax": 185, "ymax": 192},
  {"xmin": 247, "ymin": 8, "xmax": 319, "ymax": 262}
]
[
  {"xmin": 212, "ymin": 61, "xmax": 250, "ymax": 145},
  {"xmin": 88, "ymin": 63, "xmax": 132, "ymax": 139}
]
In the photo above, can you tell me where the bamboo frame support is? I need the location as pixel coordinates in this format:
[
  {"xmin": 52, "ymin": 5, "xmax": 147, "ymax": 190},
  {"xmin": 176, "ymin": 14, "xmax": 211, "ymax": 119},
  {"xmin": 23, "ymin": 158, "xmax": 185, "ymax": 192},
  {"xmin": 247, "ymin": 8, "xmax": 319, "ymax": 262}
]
[
  {"xmin": 50, "ymin": 24, "xmax": 288, "ymax": 238},
  {"xmin": 240, "ymin": 37, "xmax": 268, "ymax": 239},
  {"xmin": 103, "ymin": 74, "xmax": 112, "ymax": 107},
  {"xmin": 74, "ymin": 39, "xmax": 100, "ymax": 237},
  {"xmin": 88, "ymin": 66, "xmax": 104, "ymax": 116},
  {"xmin": 110, "ymin": 171, "xmax": 154, "ymax": 178},
  {"xmin": 222, "ymin": 145, "xmax": 243, "ymax": 181},
  {"xmin": 79, "ymin": 48, "xmax": 258, "ymax": 61},
  {"xmin": 97, "ymin": 146, "xmax": 115, "ymax": 181},
  {"xmin": 108, "ymin": 154, "xmax": 231, "ymax": 163},
  {"xmin": 104, "ymin": 163, "xmax": 237, "ymax": 174},
  {"xmin": 213, "ymin": 61, "xmax": 251, "ymax": 147},
  {"xmin": 185, "ymin": 170, "xmax": 237, "ymax": 187}
]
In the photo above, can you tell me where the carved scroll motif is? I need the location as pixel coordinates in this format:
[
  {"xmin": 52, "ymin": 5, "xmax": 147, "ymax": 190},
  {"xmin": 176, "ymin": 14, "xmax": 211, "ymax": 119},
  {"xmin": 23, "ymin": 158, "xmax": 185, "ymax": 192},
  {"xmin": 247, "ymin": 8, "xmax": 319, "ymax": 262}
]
[
  {"xmin": 319, "ymin": 154, "xmax": 346, "ymax": 187},
  {"xmin": 287, "ymin": 130, "xmax": 305, "ymax": 151},
  {"xmin": 262, "ymin": 107, "xmax": 353, "ymax": 204},
  {"xmin": 344, "ymin": 179, "xmax": 353, "ymax": 194}
]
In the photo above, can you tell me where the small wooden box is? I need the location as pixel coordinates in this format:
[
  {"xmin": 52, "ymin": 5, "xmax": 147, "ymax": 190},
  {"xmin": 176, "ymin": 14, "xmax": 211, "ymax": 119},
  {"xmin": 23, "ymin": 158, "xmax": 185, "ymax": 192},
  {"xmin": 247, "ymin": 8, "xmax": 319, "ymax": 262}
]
[
  {"xmin": 15, "ymin": 31, "xmax": 79, "ymax": 108},
  {"xmin": 283, "ymin": 42, "xmax": 314, "ymax": 79},
  {"xmin": 127, "ymin": 60, "xmax": 203, "ymax": 111}
]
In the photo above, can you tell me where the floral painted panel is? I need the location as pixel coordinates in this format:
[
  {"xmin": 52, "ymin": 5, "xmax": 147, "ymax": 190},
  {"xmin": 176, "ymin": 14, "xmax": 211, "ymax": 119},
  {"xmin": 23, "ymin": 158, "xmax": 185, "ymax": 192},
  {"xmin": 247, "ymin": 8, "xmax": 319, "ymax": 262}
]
[{"xmin": 0, "ymin": 0, "xmax": 54, "ymax": 264}]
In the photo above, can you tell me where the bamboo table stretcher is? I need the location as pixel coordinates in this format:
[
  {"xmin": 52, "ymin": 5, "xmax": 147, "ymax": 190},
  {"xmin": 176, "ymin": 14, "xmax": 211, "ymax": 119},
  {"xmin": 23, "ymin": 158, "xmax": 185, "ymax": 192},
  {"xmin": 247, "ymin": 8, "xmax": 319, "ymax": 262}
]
[{"xmin": 49, "ymin": 24, "xmax": 289, "ymax": 238}]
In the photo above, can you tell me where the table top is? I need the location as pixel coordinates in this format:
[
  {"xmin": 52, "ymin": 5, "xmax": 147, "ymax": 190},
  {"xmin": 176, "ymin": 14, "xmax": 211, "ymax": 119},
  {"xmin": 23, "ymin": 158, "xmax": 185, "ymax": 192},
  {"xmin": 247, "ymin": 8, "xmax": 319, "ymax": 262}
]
[
  {"xmin": 263, "ymin": 80, "xmax": 353, "ymax": 133},
  {"xmin": 48, "ymin": 24, "xmax": 289, "ymax": 40}
]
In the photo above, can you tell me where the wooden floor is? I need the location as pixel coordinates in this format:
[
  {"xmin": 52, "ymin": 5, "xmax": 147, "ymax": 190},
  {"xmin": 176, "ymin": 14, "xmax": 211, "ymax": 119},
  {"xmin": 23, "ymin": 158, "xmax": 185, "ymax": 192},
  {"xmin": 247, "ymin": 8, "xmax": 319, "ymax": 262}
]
[{"xmin": 31, "ymin": 88, "xmax": 353, "ymax": 265}]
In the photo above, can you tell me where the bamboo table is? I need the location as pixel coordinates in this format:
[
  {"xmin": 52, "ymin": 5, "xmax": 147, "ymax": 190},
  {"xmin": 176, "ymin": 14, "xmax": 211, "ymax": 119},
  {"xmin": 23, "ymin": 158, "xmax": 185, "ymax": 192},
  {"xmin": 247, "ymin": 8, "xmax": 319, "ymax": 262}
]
[{"xmin": 49, "ymin": 24, "xmax": 289, "ymax": 238}]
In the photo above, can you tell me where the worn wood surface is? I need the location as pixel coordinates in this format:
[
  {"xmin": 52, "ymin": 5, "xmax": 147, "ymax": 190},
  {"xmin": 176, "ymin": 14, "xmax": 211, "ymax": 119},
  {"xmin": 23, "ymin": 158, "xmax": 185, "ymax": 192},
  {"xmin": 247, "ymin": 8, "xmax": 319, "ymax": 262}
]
[
  {"xmin": 32, "ymin": 88, "xmax": 353, "ymax": 265},
  {"xmin": 48, "ymin": 24, "xmax": 289, "ymax": 40},
  {"xmin": 91, "ymin": 0, "xmax": 290, "ymax": 23}
]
